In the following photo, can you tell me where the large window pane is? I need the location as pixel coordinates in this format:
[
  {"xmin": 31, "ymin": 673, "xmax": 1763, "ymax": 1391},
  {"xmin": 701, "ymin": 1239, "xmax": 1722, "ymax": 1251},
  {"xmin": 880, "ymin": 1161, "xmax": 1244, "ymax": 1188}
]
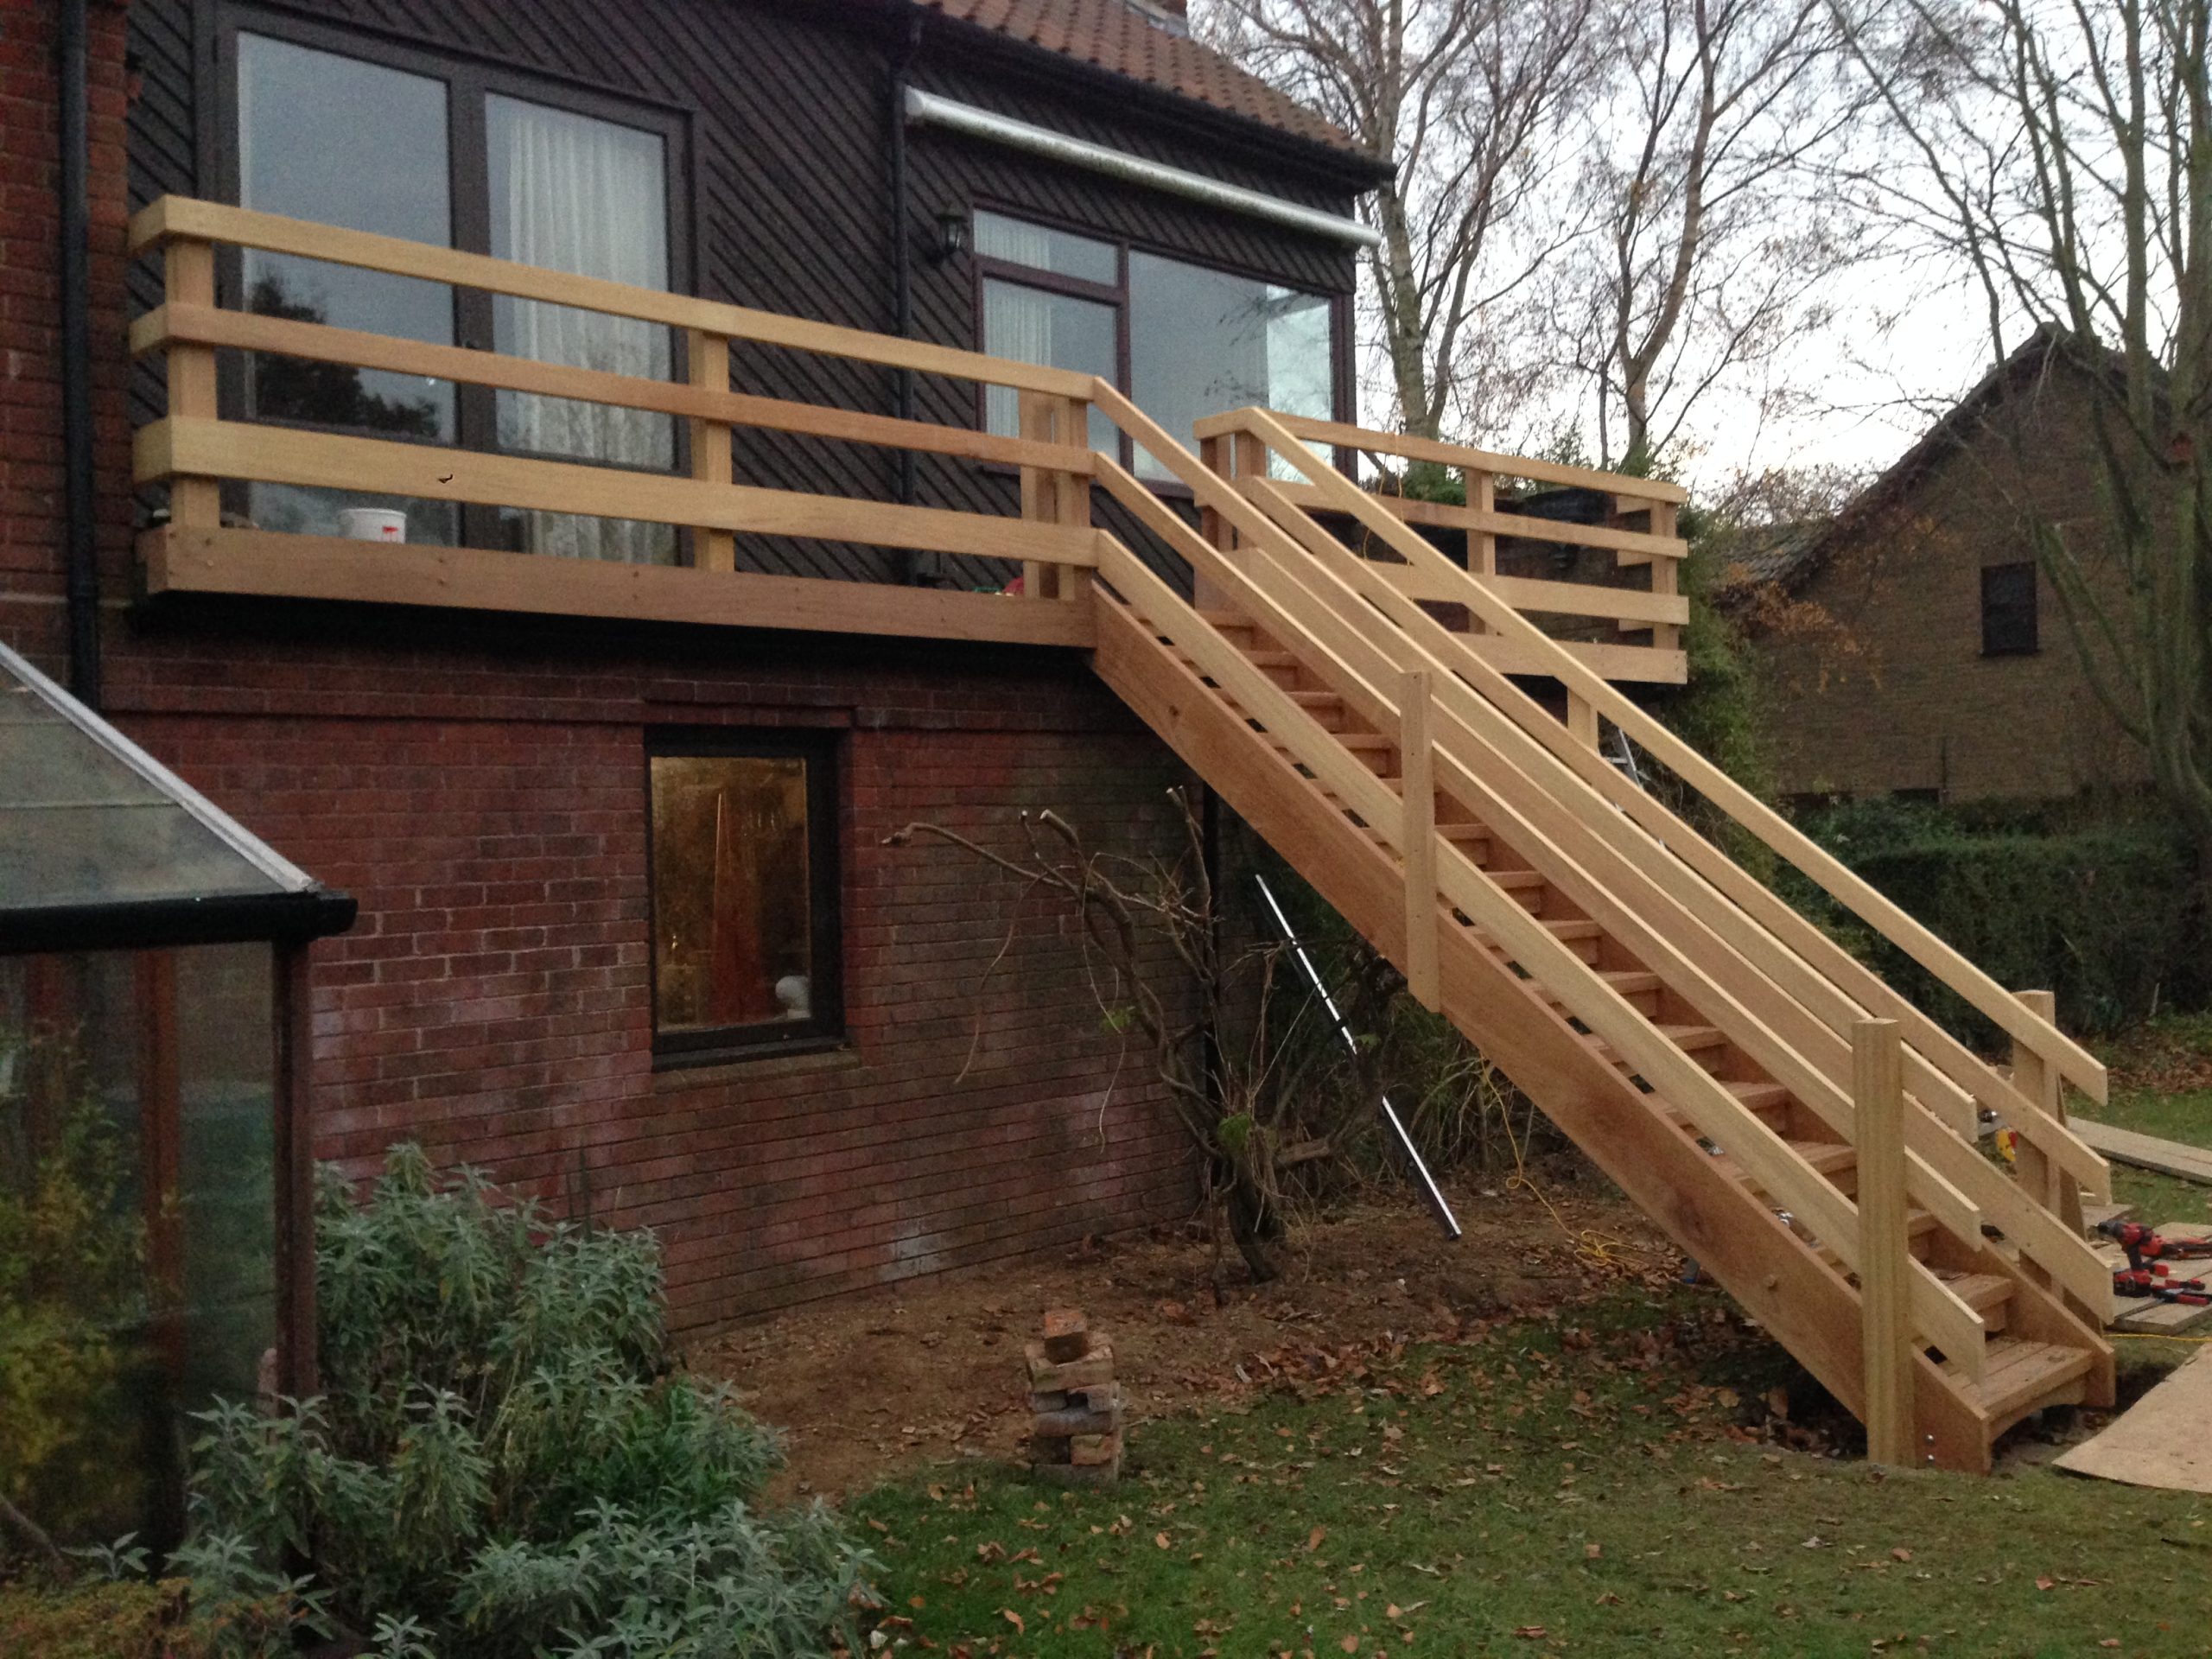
[
  {"xmin": 489, "ymin": 94, "xmax": 675, "ymax": 565},
  {"xmin": 651, "ymin": 756, "xmax": 817, "ymax": 1039},
  {"xmin": 1129, "ymin": 252, "xmax": 1334, "ymax": 479},
  {"xmin": 980, "ymin": 279, "xmax": 1119, "ymax": 453},
  {"xmin": 236, "ymin": 33, "xmax": 459, "ymax": 543}
]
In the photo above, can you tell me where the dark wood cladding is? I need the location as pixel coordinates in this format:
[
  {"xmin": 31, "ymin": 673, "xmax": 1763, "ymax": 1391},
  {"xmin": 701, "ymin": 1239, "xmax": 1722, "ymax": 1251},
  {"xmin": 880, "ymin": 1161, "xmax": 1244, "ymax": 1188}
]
[{"xmin": 125, "ymin": 0, "xmax": 1362, "ymax": 588}]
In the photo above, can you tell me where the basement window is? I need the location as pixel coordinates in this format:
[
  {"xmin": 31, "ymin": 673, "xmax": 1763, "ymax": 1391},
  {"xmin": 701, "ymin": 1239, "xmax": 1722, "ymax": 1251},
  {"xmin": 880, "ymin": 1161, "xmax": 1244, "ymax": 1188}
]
[
  {"xmin": 647, "ymin": 733, "xmax": 842, "ymax": 1061},
  {"xmin": 1980, "ymin": 562, "xmax": 2039, "ymax": 656}
]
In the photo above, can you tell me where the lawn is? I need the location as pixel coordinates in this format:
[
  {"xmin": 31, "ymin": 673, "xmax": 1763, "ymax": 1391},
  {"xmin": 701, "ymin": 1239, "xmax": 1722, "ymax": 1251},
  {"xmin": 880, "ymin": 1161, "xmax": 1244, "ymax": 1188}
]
[
  {"xmin": 850, "ymin": 1023, "xmax": 2212, "ymax": 1657},
  {"xmin": 853, "ymin": 1281, "xmax": 2211, "ymax": 1657}
]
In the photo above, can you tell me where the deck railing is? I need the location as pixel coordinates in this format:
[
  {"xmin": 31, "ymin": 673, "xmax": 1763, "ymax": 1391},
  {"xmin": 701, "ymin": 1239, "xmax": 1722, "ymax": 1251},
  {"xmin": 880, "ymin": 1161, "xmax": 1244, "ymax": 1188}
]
[{"xmin": 127, "ymin": 195, "xmax": 1680, "ymax": 680}]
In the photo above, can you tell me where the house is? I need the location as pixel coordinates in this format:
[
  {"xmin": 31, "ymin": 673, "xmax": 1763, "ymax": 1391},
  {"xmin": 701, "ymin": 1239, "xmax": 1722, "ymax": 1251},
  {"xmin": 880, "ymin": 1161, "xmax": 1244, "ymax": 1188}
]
[
  {"xmin": 1732, "ymin": 333, "xmax": 2149, "ymax": 804},
  {"xmin": 1, "ymin": 0, "xmax": 2119, "ymax": 1474}
]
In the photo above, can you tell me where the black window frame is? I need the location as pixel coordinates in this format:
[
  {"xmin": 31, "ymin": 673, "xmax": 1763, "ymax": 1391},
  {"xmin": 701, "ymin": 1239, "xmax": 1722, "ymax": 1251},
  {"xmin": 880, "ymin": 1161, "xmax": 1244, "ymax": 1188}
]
[
  {"xmin": 644, "ymin": 728, "xmax": 845, "ymax": 1066},
  {"xmin": 968, "ymin": 203, "xmax": 1355, "ymax": 483},
  {"xmin": 1980, "ymin": 560, "xmax": 2040, "ymax": 657},
  {"xmin": 207, "ymin": 4, "xmax": 696, "ymax": 553}
]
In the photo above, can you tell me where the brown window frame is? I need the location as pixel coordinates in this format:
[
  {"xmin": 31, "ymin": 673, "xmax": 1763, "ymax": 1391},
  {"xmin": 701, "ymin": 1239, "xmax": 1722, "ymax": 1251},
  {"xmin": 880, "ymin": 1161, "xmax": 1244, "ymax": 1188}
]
[
  {"xmin": 645, "ymin": 729, "xmax": 845, "ymax": 1066},
  {"xmin": 1980, "ymin": 561, "xmax": 2040, "ymax": 657},
  {"xmin": 208, "ymin": 4, "xmax": 696, "ymax": 554},
  {"xmin": 968, "ymin": 204, "xmax": 1355, "ymax": 482}
]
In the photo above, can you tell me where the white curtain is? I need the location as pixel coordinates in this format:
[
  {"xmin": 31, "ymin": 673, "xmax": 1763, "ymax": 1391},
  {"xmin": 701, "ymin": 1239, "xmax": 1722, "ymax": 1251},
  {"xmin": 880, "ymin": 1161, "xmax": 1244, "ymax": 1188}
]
[
  {"xmin": 982, "ymin": 279, "xmax": 1055, "ymax": 437},
  {"xmin": 492, "ymin": 95, "xmax": 673, "ymax": 564}
]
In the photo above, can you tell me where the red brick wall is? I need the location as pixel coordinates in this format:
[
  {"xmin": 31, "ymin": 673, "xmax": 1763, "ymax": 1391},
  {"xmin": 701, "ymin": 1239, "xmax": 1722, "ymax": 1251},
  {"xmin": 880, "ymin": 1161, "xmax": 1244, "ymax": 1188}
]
[
  {"xmin": 0, "ymin": 0, "xmax": 132, "ymax": 674},
  {"xmin": 93, "ymin": 616, "xmax": 1202, "ymax": 1327},
  {"xmin": 1757, "ymin": 365, "xmax": 2151, "ymax": 802}
]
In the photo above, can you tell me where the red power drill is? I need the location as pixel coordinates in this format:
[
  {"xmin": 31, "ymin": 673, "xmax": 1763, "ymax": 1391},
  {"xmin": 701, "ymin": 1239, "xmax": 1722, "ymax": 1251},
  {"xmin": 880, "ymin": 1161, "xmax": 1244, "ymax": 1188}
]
[
  {"xmin": 2096, "ymin": 1218, "xmax": 2212, "ymax": 1272},
  {"xmin": 2113, "ymin": 1266, "xmax": 2212, "ymax": 1306}
]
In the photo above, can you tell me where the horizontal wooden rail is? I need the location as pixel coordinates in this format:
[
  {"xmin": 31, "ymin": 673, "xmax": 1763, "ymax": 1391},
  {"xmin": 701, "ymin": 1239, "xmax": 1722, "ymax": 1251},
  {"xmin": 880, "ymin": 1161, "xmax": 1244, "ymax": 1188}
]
[
  {"xmin": 1224, "ymin": 405, "xmax": 2108, "ymax": 1107},
  {"xmin": 1195, "ymin": 409, "xmax": 1691, "ymax": 505},
  {"xmin": 133, "ymin": 302, "xmax": 1099, "ymax": 476},
  {"xmin": 131, "ymin": 195, "xmax": 1096, "ymax": 397},
  {"xmin": 137, "ymin": 417, "xmax": 1102, "ymax": 569},
  {"xmin": 1269, "ymin": 477, "xmax": 1688, "ymax": 562}
]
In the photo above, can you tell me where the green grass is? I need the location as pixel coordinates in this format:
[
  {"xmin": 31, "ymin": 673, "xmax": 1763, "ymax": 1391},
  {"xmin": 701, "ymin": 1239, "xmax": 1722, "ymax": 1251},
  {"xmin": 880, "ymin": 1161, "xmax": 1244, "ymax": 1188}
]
[
  {"xmin": 2086, "ymin": 1014, "xmax": 2212, "ymax": 1224},
  {"xmin": 854, "ymin": 1286, "xmax": 2212, "ymax": 1657}
]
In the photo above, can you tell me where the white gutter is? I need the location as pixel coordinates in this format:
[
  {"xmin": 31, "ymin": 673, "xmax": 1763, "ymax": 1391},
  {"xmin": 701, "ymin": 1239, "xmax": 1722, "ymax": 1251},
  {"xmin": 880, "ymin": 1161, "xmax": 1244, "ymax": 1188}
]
[{"xmin": 903, "ymin": 86, "xmax": 1381, "ymax": 251}]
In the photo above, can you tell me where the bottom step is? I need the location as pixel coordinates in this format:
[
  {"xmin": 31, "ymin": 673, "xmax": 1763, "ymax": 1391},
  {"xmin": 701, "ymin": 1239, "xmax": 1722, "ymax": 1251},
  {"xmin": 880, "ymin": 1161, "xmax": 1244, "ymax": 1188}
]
[{"xmin": 1951, "ymin": 1337, "xmax": 2095, "ymax": 1432}]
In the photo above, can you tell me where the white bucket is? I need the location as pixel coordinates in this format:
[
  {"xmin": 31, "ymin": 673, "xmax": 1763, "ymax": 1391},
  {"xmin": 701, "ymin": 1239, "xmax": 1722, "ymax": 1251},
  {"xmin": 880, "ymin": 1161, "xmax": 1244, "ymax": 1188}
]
[{"xmin": 337, "ymin": 507, "xmax": 407, "ymax": 543}]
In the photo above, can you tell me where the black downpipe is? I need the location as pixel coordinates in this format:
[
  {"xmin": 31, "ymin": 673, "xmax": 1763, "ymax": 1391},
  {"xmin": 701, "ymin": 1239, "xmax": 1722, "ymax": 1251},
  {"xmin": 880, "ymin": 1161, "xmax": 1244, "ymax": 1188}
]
[
  {"xmin": 886, "ymin": 6, "xmax": 925, "ymax": 585},
  {"xmin": 59, "ymin": 0, "xmax": 100, "ymax": 708}
]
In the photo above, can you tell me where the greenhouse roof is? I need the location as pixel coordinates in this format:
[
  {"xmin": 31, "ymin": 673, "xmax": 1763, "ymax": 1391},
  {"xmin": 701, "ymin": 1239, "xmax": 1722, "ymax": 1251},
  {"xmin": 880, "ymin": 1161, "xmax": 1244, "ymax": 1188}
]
[{"xmin": 0, "ymin": 643, "xmax": 355, "ymax": 951}]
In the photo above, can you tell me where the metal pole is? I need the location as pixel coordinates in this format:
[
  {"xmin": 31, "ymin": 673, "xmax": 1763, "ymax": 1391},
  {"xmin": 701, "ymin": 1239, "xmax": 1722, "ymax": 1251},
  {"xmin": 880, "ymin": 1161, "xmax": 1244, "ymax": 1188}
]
[{"xmin": 1254, "ymin": 874, "xmax": 1460, "ymax": 1239}]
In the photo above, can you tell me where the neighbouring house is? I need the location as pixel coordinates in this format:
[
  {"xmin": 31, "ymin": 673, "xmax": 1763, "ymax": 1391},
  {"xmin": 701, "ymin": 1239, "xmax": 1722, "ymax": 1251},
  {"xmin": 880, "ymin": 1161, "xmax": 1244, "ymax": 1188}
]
[
  {"xmin": 1731, "ymin": 332, "xmax": 2150, "ymax": 804},
  {"xmin": 16, "ymin": 0, "xmax": 2109, "ymax": 1488}
]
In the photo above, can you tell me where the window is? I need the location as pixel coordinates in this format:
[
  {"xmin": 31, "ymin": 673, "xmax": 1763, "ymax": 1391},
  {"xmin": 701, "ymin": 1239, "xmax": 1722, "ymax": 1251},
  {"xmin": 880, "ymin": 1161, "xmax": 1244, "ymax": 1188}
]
[
  {"xmin": 1981, "ymin": 562, "xmax": 2039, "ymax": 656},
  {"xmin": 974, "ymin": 210, "xmax": 1340, "ymax": 479},
  {"xmin": 648, "ymin": 734, "xmax": 842, "ymax": 1058},
  {"xmin": 224, "ymin": 16, "xmax": 684, "ymax": 563}
]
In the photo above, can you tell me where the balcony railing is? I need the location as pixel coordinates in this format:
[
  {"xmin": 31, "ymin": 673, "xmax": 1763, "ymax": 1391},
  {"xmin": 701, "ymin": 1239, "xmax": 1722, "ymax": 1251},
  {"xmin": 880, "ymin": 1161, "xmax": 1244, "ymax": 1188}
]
[{"xmin": 128, "ymin": 196, "xmax": 1682, "ymax": 682}]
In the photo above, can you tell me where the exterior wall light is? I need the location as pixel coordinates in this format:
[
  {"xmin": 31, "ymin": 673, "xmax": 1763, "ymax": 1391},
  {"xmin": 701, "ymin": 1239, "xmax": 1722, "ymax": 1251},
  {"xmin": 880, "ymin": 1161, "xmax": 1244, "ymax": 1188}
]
[{"xmin": 930, "ymin": 206, "xmax": 971, "ymax": 264}]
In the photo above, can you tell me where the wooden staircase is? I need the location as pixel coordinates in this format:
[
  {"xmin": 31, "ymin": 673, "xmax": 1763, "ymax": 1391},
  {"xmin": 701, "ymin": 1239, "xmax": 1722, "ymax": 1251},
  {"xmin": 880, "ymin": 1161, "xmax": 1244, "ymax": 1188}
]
[{"xmin": 1077, "ymin": 389, "xmax": 2119, "ymax": 1473}]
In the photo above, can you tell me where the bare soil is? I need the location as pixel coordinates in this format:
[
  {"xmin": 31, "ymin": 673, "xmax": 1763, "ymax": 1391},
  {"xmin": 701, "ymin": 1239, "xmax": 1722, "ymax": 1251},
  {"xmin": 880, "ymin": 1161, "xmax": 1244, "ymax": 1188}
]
[{"xmin": 687, "ymin": 1161, "xmax": 1673, "ymax": 1500}]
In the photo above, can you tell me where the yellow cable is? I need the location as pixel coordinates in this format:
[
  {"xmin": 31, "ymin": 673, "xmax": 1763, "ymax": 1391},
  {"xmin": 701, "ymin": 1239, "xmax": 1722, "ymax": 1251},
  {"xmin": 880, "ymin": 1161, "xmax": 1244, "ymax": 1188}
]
[
  {"xmin": 1499, "ymin": 1096, "xmax": 1632, "ymax": 1273},
  {"xmin": 2111, "ymin": 1330, "xmax": 2212, "ymax": 1342}
]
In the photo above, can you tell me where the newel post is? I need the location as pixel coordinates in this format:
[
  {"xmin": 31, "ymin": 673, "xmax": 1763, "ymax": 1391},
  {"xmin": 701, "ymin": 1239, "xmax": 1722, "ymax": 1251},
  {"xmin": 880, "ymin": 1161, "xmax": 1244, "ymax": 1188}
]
[
  {"xmin": 1853, "ymin": 1017, "xmax": 1917, "ymax": 1467},
  {"xmin": 163, "ymin": 235, "xmax": 221, "ymax": 531},
  {"xmin": 1399, "ymin": 668, "xmax": 1439, "ymax": 1011}
]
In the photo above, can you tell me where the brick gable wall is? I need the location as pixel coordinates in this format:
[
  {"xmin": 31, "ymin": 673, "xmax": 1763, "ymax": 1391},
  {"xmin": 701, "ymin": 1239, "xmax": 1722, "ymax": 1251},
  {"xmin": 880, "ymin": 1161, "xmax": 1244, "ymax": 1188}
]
[{"xmin": 1756, "ymin": 365, "xmax": 2152, "ymax": 802}]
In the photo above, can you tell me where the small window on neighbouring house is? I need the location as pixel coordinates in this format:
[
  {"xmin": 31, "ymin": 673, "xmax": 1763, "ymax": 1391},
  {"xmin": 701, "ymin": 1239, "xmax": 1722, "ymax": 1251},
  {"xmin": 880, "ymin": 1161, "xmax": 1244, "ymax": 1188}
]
[
  {"xmin": 648, "ymin": 735, "xmax": 841, "ymax": 1058},
  {"xmin": 1981, "ymin": 562, "xmax": 2039, "ymax": 656}
]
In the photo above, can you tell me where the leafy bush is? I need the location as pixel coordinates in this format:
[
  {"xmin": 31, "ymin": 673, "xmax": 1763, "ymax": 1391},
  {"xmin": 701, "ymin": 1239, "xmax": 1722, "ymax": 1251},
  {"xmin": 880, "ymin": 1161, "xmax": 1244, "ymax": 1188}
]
[
  {"xmin": 0, "ymin": 1084, "xmax": 154, "ymax": 1547},
  {"xmin": 1791, "ymin": 803, "xmax": 2204, "ymax": 1039},
  {"xmin": 182, "ymin": 1145, "xmax": 874, "ymax": 1657}
]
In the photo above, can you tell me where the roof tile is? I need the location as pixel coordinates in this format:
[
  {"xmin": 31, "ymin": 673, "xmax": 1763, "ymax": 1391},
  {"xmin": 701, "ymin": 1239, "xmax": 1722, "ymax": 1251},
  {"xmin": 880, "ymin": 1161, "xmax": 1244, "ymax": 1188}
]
[{"xmin": 915, "ymin": 0, "xmax": 1363, "ymax": 156}]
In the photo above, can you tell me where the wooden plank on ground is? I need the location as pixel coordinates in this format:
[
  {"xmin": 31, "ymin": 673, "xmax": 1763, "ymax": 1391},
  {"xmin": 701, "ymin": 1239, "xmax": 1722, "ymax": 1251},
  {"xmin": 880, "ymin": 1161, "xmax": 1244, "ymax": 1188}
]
[
  {"xmin": 2055, "ymin": 1346, "xmax": 2212, "ymax": 1491},
  {"xmin": 2088, "ymin": 1217, "xmax": 2212, "ymax": 1335},
  {"xmin": 2073, "ymin": 1118, "xmax": 2212, "ymax": 1185}
]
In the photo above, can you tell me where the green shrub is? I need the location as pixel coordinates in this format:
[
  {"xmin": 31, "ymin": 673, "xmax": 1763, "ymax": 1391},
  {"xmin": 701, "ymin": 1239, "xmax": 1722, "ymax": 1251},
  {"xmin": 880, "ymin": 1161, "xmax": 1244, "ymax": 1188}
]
[
  {"xmin": 0, "ymin": 1086, "xmax": 155, "ymax": 1547},
  {"xmin": 181, "ymin": 1144, "xmax": 875, "ymax": 1657},
  {"xmin": 1788, "ymin": 809, "xmax": 2204, "ymax": 1039}
]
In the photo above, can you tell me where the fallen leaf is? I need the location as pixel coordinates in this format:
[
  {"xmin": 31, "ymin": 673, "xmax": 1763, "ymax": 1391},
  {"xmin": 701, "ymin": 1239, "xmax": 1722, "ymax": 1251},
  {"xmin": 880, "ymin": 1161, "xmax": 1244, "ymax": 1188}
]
[
  {"xmin": 1340, "ymin": 1636, "xmax": 1360, "ymax": 1654},
  {"xmin": 1586, "ymin": 1543, "xmax": 1603, "ymax": 1560},
  {"xmin": 1891, "ymin": 1548, "xmax": 1913, "ymax": 1562},
  {"xmin": 1515, "ymin": 1626, "xmax": 1548, "ymax": 1640},
  {"xmin": 1001, "ymin": 1609, "xmax": 1025, "ymax": 1635},
  {"xmin": 1155, "ymin": 1532, "xmax": 1172, "ymax": 1549},
  {"xmin": 2037, "ymin": 1577, "xmax": 2056, "ymax": 1592},
  {"xmin": 1308, "ymin": 1525, "xmax": 1328, "ymax": 1552}
]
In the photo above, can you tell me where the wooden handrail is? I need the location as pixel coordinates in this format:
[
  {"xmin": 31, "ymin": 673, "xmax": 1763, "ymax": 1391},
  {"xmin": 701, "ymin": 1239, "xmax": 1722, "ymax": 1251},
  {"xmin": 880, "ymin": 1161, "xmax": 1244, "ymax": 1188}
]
[
  {"xmin": 130, "ymin": 196, "xmax": 1096, "ymax": 397},
  {"xmin": 1219, "ymin": 405, "xmax": 2108, "ymax": 1105},
  {"xmin": 1193, "ymin": 408, "xmax": 1691, "ymax": 505},
  {"xmin": 1084, "ymin": 393, "xmax": 1988, "ymax": 1370}
]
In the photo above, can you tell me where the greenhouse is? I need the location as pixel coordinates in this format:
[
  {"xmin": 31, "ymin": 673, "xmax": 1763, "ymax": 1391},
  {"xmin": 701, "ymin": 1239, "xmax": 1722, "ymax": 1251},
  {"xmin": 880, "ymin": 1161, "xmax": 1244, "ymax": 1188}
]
[{"xmin": 0, "ymin": 642, "xmax": 353, "ymax": 1548}]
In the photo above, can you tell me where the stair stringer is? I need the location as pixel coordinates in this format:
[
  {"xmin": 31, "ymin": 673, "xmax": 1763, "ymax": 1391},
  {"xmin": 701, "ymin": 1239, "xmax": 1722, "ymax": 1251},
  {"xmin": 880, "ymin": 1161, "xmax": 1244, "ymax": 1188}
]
[{"xmin": 1092, "ymin": 597, "xmax": 1993, "ymax": 1471}]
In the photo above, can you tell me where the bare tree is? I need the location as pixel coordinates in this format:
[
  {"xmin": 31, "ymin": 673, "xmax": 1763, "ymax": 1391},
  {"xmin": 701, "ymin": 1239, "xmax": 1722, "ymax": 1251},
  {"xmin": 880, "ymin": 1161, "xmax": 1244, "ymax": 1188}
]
[
  {"xmin": 1560, "ymin": 0, "xmax": 1868, "ymax": 469},
  {"xmin": 1834, "ymin": 0, "xmax": 2212, "ymax": 852},
  {"xmin": 886, "ymin": 793, "xmax": 1395, "ymax": 1285},
  {"xmin": 1202, "ymin": 0, "xmax": 1595, "ymax": 442}
]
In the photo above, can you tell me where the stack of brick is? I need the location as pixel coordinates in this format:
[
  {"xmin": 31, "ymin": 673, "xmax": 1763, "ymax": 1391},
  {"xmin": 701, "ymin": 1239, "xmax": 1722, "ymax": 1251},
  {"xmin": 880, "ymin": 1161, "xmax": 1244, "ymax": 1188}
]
[{"xmin": 1027, "ymin": 1306, "xmax": 1122, "ymax": 1484}]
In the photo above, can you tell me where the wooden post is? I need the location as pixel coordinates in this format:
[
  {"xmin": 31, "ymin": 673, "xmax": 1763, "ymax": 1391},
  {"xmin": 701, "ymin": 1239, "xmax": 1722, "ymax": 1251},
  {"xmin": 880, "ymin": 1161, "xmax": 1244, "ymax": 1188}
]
[
  {"xmin": 1853, "ymin": 1017, "xmax": 1917, "ymax": 1467},
  {"xmin": 1648, "ymin": 500, "xmax": 1681, "ymax": 652},
  {"xmin": 1466, "ymin": 469, "xmax": 1496, "ymax": 636},
  {"xmin": 1017, "ymin": 389, "xmax": 1054, "ymax": 598},
  {"xmin": 164, "ymin": 238, "xmax": 221, "ymax": 529},
  {"xmin": 686, "ymin": 329, "xmax": 734, "ymax": 572},
  {"xmin": 2010, "ymin": 988, "xmax": 2082, "ymax": 1277},
  {"xmin": 1565, "ymin": 690, "xmax": 1599, "ymax": 750},
  {"xmin": 1399, "ymin": 668, "xmax": 1440, "ymax": 1011},
  {"xmin": 1057, "ymin": 396, "xmax": 1092, "ymax": 603}
]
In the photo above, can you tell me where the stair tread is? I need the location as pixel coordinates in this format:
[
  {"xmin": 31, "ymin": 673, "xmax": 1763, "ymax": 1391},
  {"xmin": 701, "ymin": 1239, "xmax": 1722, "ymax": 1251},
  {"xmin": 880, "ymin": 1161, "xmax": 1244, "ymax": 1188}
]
[
  {"xmin": 1729, "ymin": 1080, "xmax": 1792, "ymax": 1109},
  {"xmin": 1786, "ymin": 1138, "xmax": 1858, "ymax": 1175},
  {"xmin": 1933, "ymin": 1271, "xmax": 2017, "ymax": 1316},
  {"xmin": 1948, "ymin": 1338, "xmax": 2094, "ymax": 1421}
]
